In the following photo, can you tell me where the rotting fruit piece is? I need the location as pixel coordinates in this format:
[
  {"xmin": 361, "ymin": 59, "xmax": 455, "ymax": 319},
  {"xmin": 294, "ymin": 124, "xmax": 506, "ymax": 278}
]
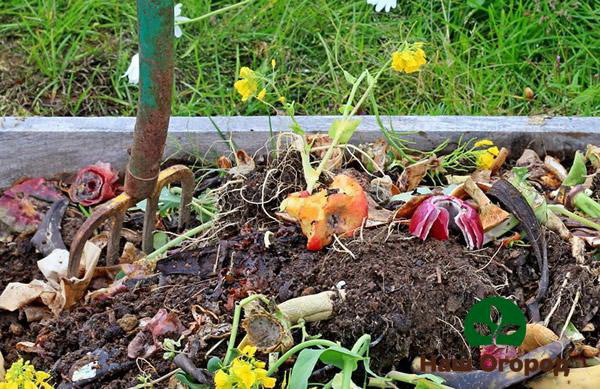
[
  {"xmin": 409, "ymin": 195, "xmax": 484, "ymax": 249},
  {"xmin": 280, "ymin": 174, "xmax": 368, "ymax": 250},
  {"xmin": 69, "ymin": 162, "xmax": 120, "ymax": 206}
]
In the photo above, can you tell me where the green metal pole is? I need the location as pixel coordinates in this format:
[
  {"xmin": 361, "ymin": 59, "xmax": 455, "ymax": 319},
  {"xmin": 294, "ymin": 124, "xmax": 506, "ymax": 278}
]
[{"xmin": 125, "ymin": 0, "xmax": 174, "ymax": 199}]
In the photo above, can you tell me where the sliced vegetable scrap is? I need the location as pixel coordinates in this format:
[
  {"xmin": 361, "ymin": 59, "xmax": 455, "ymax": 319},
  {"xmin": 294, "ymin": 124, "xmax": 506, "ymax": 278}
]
[
  {"xmin": 409, "ymin": 195, "xmax": 484, "ymax": 249},
  {"xmin": 69, "ymin": 162, "xmax": 120, "ymax": 206},
  {"xmin": 280, "ymin": 174, "xmax": 368, "ymax": 250}
]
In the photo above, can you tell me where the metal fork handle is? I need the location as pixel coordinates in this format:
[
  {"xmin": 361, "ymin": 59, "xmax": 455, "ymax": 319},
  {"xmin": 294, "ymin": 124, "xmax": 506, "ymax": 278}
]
[{"xmin": 125, "ymin": 0, "xmax": 175, "ymax": 200}]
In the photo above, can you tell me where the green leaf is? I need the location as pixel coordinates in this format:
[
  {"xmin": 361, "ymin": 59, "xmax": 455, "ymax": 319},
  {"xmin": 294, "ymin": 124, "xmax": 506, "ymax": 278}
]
[
  {"xmin": 289, "ymin": 347, "xmax": 362, "ymax": 389},
  {"xmin": 338, "ymin": 104, "xmax": 354, "ymax": 114},
  {"xmin": 137, "ymin": 187, "xmax": 181, "ymax": 215},
  {"xmin": 342, "ymin": 70, "xmax": 356, "ymax": 84},
  {"xmin": 366, "ymin": 70, "xmax": 376, "ymax": 87},
  {"xmin": 563, "ymin": 151, "xmax": 587, "ymax": 187},
  {"xmin": 328, "ymin": 119, "xmax": 360, "ymax": 144},
  {"xmin": 291, "ymin": 122, "xmax": 305, "ymax": 135},
  {"xmin": 564, "ymin": 322, "xmax": 585, "ymax": 342},
  {"xmin": 319, "ymin": 347, "xmax": 362, "ymax": 370},
  {"xmin": 153, "ymin": 231, "xmax": 169, "ymax": 251},
  {"xmin": 175, "ymin": 372, "xmax": 209, "ymax": 389},
  {"xmin": 331, "ymin": 373, "xmax": 361, "ymax": 389},
  {"xmin": 206, "ymin": 356, "xmax": 222, "ymax": 373},
  {"xmin": 289, "ymin": 349, "xmax": 324, "ymax": 389}
]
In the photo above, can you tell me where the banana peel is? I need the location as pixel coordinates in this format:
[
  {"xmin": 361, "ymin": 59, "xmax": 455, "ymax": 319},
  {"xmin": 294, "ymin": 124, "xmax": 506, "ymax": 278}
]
[
  {"xmin": 526, "ymin": 364, "xmax": 600, "ymax": 389},
  {"xmin": 280, "ymin": 174, "xmax": 368, "ymax": 250}
]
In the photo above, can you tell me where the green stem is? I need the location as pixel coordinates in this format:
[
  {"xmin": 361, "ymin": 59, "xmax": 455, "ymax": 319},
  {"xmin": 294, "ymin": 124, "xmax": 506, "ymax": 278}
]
[
  {"xmin": 341, "ymin": 358, "xmax": 354, "ymax": 389},
  {"xmin": 176, "ymin": 0, "xmax": 253, "ymax": 25},
  {"xmin": 350, "ymin": 334, "xmax": 371, "ymax": 355},
  {"xmin": 386, "ymin": 371, "xmax": 453, "ymax": 389},
  {"xmin": 347, "ymin": 61, "xmax": 389, "ymax": 118},
  {"xmin": 572, "ymin": 192, "xmax": 600, "ymax": 219},
  {"xmin": 223, "ymin": 294, "xmax": 271, "ymax": 365},
  {"xmin": 266, "ymin": 339, "xmax": 339, "ymax": 376},
  {"xmin": 369, "ymin": 94, "xmax": 415, "ymax": 164},
  {"xmin": 342, "ymin": 70, "xmax": 368, "ymax": 118},
  {"xmin": 145, "ymin": 221, "xmax": 214, "ymax": 262},
  {"xmin": 307, "ymin": 131, "xmax": 342, "ymax": 193},
  {"xmin": 548, "ymin": 204, "xmax": 600, "ymax": 231}
]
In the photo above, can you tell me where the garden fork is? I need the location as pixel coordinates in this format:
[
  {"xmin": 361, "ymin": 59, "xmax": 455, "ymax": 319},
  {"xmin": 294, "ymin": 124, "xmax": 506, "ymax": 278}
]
[{"xmin": 67, "ymin": 0, "xmax": 193, "ymax": 277}]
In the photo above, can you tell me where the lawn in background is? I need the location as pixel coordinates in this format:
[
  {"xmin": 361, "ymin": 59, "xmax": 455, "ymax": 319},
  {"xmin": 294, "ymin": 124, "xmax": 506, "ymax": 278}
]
[{"xmin": 0, "ymin": 0, "xmax": 598, "ymax": 117}]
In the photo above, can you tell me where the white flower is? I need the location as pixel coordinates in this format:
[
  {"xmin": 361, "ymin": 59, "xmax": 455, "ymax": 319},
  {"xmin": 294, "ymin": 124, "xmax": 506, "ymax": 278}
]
[
  {"xmin": 122, "ymin": 53, "xmax": 139, "ymax": 84},
  {"xmin": 366, "ymin": 0, "xmax": 397, "ymax": 12},
  {"xmin": 122, "ymin": 4, "xmax": 188, "ymax": 85},
  {"xmin": 174, "ymin": 3, "xmax": 190, "ymax": 38}
]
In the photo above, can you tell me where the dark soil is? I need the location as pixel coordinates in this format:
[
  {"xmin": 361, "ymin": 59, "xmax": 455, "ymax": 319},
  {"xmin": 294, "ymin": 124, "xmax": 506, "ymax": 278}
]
[{"xmin": 0, "ymin": 154, "xmax": 599, "ymax": 387}]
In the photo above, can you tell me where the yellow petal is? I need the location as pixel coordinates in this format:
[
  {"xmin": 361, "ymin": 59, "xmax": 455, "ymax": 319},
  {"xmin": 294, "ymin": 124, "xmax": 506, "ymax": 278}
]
[
  {"xmin": 241, "ymin": 345, "xmax": 257, "ymax": 357},
  {"xmin": 214, "ymin": 370, "xmax": 231, "ymax": 389},
  {"xmin": 474, "ymin": 139, "xmax": 494, "ymax": 148},
  {"xmin": 271, "ymin": 59, "xmax": 276, "ymax": 69},
  {"xmin": 257, "ymin": 88, "xmax": 267, "ymax": 101},
  {"xmin": 239, "ymin": 66, "xmax": 255, "ymax": 79},
  {"xmin": 261, "ymin": 376, "xmax": 277, "ymax": 388},
  {"xmin": 391, "ymin": 51, "xmax": 406, "ymax": 72},
  {"xmin": 278, "ymin": 96, "xmax": 286, "ymax": 104},
  {"xmin": 231, "ymin": 360, "xmax": 256, "ymax": 389},
  {"xmin": 234, "ymin": 79, "xmax": 258, "ymax": 101}
]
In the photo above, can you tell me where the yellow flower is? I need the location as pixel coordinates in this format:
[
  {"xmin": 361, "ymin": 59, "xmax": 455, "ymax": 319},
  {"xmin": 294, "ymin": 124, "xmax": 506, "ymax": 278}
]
[
  {"xmin": 391, "ymin": 44, "xmax": 427, "ymax": 74},
  {"xmin": 234, "ymin": 67, "xmax": 258, "ymax": 101},
  {"xmin": 2, "ymin": 359, "xmax": 53, "ymax": 389},
  {"xmin": 271, "ymin": 59, "xmax": 276, "ymax": 70},
  {"xmin": 278, "ymin": 96, "xmax": 286, "ymax": 104},
  {"xmin": 241, "ymin": 345, "xmax": 257, "ymax": 357},
  {"xmin": 255, "ymin": 368, "xmax": 276, "ymax": 388},
  {"xmin": 214, "ymin": 370, "xmax": 232, "ymax": 389},
  {"xmin": 231, "ymin": 359, "xmax": 256, "ymax": 389},
  {"xmin": 474, "ymin": 139, "xmax": 500, "ymax": 170},
  {"xmin": 257, "ymin": 88, "xmax": 267, "ymax": 101}
]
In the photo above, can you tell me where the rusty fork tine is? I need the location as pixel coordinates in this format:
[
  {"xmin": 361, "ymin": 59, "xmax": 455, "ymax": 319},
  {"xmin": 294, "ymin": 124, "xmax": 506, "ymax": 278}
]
[
  {"xmin": 68, "ymin": 194, "xmax": 136, "ymax": 277},
  {"xmin": 106, "ymin": 211, "xmax": 125, "ymax": 266},
  {"xmin": 141, "ymin": 165, "xmax": 195, "ymax": 254}
]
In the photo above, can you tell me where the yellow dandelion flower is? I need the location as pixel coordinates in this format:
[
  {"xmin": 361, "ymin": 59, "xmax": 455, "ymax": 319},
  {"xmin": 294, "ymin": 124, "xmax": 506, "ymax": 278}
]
[
  {"xmin": 278, "ymin": 96, "xmax": 286, "ymax": 104},
  {"xmin": 214, "ymin": 370, "xmax": 232, "ymax": 389},
  {"xmin": 234, "ymin": 67, "xmax": 258, "ymax": 101},
  {"xmin": 257, "ymin": 88, "xmax": 267, "ymax": 101},
  {"xmin": 271, "ymin": 59, "xmax": 276, "ymax": 70},
  {"xmin": 391, "ymin": 45, "xmax": 427, "ymax": 74},
  {"xmin": 474, "ymin": 140, "xmax": 500, "ymax": 170},
  {"xmin": 231, "ymin": 359, "xmax": 257, "ymax": 389}
]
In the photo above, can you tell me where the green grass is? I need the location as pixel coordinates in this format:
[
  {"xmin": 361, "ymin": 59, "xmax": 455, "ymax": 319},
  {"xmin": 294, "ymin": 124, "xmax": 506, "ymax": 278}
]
[{"xmin": 0, "ymin": 0, "xmax": 598, "ymax": 116}]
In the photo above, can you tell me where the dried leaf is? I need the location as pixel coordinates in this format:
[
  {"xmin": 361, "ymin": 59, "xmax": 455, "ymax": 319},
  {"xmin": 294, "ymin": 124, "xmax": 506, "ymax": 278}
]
[
  {"xmin": 397, "ymin": 157, "xmax": 437, "ymax": 192},
  {"xmin": 519, "ymin": 323, "xmax": 558, "ymax": 353}
]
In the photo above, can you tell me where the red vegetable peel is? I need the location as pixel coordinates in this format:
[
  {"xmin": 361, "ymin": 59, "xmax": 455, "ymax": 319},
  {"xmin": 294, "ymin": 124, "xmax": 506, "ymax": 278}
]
[
  {"xmin": 69, "ymin": 162, "xmax": 120, "ymax": 206},
  {"xmin": 409, "ymin": 195, "xmax": 484, "ymax": 249}
]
